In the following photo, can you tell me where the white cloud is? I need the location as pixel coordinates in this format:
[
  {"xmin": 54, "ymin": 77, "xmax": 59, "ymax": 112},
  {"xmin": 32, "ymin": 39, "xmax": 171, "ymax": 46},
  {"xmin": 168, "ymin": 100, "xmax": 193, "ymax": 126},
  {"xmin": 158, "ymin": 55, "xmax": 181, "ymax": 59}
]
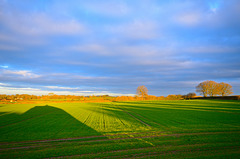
[
  {"xmin": 0, "ymin": 86, "xmax": 50, "ymax": 95},
  {"xmin": 44, "ymin": 86, "xmax": 79, "ymax": 90},
  {"xmin": 0, "ymin": 83, "xmax": 9, "ymax": 86},
  {"xmin": 2, "ymin": 69, "xmax": 41, "ymax": 78},
  {"xmin": 74, "ymin": 75, "xmax": 108, "ymax": 80},
  {"xmin": 0, "ymin": 65, "xmax": 8, "ymax": 69},
  {"xmin": 76, "ymin": 91, "xmax": 94, "ymax": 93},
  {"xmin": 29, "ymin": 14, "xmax": 86, "ymax": 35},
  {"xmin": 0, "ymin": 85, "xmax": 134, "ymax": 96}
]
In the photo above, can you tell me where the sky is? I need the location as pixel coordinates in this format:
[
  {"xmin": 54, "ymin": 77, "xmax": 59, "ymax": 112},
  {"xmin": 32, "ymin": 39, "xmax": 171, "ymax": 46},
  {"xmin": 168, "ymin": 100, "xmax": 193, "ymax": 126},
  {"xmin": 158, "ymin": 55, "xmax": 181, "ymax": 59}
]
[{"xmin": 0, "ymin": 0, "xmax": 240, "ymax": 96}]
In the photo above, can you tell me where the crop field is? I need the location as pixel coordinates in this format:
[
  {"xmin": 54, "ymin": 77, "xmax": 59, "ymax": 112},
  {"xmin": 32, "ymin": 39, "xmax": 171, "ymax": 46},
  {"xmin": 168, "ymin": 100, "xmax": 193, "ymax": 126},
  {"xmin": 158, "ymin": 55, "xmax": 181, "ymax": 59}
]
[{"xmin": 0, "ymin": 100, "xmax": 240, "ymax": 158}]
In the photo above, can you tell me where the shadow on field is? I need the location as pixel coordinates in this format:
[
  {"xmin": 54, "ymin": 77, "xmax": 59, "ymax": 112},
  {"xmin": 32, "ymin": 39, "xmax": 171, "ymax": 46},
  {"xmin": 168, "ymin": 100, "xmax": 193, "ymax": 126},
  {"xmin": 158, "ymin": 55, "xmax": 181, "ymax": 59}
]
[
  {"xmin": 116, "ymin": 101, "xmax": 240, "ymax": 110},
  {"xmin": 0, "ymin": 105, "xmax": 102, "ymax": 142}
]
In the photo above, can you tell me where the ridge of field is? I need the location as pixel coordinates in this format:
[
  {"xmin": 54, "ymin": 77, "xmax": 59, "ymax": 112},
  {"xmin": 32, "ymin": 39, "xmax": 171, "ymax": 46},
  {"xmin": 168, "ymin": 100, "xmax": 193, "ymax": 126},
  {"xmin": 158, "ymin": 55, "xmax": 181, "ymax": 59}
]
[{"xmin": 0, "ymin": 100, "xmax": 240, "ymax": 158}]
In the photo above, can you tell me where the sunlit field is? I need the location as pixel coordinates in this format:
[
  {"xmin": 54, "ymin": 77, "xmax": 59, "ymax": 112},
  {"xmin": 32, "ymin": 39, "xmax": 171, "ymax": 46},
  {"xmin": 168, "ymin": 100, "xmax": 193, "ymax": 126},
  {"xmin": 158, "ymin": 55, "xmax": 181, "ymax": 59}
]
[{"xmin": 1, "ymin": 100, "xmax": 240, "ymax": 158}]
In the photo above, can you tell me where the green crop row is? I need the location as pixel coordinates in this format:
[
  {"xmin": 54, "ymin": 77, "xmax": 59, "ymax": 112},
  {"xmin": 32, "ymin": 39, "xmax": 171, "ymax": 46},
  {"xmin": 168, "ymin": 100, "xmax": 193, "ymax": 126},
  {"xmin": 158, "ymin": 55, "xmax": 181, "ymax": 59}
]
[{"xmin": 0, "ymin": 100, "xmax": 239, "ymax": 158}]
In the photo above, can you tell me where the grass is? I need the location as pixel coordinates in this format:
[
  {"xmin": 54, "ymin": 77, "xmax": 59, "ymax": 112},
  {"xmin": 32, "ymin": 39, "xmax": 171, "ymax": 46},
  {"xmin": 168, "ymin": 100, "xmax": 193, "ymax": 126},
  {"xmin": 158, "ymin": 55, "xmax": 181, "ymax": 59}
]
[{"xmin": 0, "ymin": 100, "xmax": 240, "ymax": 158}]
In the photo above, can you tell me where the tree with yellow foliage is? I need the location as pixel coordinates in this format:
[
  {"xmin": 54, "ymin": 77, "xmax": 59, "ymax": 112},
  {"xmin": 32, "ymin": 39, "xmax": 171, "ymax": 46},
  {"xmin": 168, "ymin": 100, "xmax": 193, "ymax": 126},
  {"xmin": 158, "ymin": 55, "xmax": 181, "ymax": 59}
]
[
  {"xmin": 136, "ymin": 85, "xmax": 148, "ymax": 100},
  {"xmin": 196, "ymin": 80, "xmax": 233, "ymax": 97},
  {"xmin": 196, "ymin": 81, "xmax": 210, "ymax": 97},
  {"xmin": 218, "ymin": 82, "xmax": 233, "ymax": 96}
]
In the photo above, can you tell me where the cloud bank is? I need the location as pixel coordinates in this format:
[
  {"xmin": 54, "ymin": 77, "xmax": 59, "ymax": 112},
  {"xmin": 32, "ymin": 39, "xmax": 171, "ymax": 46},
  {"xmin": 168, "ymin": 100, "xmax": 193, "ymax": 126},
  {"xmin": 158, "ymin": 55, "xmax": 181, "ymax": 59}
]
[{"xmin": 0, "ymin": 0, "xmax": 239, "ymax": 96}]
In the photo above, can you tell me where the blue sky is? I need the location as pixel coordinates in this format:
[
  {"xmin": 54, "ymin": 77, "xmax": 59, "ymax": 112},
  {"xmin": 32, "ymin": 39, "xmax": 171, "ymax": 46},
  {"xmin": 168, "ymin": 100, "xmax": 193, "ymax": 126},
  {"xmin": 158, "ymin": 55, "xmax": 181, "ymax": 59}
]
[{"xmin": 0, "ymin": 0, "xmax": 240, "ymax": 96}]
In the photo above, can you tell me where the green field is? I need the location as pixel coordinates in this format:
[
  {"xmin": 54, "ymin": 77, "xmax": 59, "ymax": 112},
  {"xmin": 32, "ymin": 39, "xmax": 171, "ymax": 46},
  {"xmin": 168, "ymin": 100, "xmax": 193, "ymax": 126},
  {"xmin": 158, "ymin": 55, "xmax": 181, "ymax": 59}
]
[{"xmin": 0, "ymin": 100, "xmax": 240, "ymax": 158}]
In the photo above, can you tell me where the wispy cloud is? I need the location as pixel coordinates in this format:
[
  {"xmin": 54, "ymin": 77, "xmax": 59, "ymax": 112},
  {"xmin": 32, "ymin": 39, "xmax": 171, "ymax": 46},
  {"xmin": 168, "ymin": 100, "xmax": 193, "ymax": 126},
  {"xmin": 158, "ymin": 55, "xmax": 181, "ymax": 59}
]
[
  {"xmin": 0, "ymin": 11, "xmax": 87, "ymax": 36},
  {"xmin": 44, "ymin": 86, "xmax": 79, "ymax": 90},
  {"xmin": 174, "ymin": 12, "xmax": 202, "ymax": 26},
  {"xmin": 0, "ymin": 33, "xmax": 17, "ymax": 42},
  {"xmin": 184, "ymin": 45, "xmax": 240, "ymax": 54},
  {"xmin": 0, "ymin": 82, "xmax": 9, "ymax": 86},
  {"xmin": 1, "ymin": 69, "xmax": 41, "ymax": 78},
  {"xmin": 108, "ymin": 20, "xmax": 159, "ymax": 39}
]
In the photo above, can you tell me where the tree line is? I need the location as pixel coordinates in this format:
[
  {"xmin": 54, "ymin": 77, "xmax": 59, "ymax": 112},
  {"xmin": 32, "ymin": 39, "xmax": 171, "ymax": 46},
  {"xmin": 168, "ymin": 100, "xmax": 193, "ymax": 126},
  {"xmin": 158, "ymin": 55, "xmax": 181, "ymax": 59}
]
[
  {"xmin": 0, "ymin": 93, "xmax": 183, "ymax": 103},
  {"xmin": 0, "ymin": 94, "xmax": 114, "ymax": 103},
  {"xmin": 136, "ymin": 82, "xmax": 233, "ymax": 100}
]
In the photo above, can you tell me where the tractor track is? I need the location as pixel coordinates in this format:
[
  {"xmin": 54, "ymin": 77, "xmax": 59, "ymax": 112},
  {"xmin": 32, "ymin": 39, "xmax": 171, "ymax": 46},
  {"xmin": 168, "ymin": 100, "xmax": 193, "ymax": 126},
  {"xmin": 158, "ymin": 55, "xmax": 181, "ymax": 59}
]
[
  {"xmin": 115, "ymin": 105, "xmax": 151, "ymax": 127},
  {"xmin": 1, "ymin": 130, "xmax": 239, "ymax": 150}
]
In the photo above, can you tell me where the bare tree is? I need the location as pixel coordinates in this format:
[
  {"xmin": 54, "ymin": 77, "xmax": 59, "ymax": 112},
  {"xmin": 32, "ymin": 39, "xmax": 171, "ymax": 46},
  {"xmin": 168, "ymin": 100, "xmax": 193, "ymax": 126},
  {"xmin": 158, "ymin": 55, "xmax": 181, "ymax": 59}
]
[
  {"xmin": 136, "ymin": 85, "xmax": 148, "ymax": 100},
  {"xmin": 218, "ymin": 82, "xmax": 233, "ymax": 96},
  {"xmin": 186, "ymin": 92, "xmax": 196, "ymax": 99}
]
